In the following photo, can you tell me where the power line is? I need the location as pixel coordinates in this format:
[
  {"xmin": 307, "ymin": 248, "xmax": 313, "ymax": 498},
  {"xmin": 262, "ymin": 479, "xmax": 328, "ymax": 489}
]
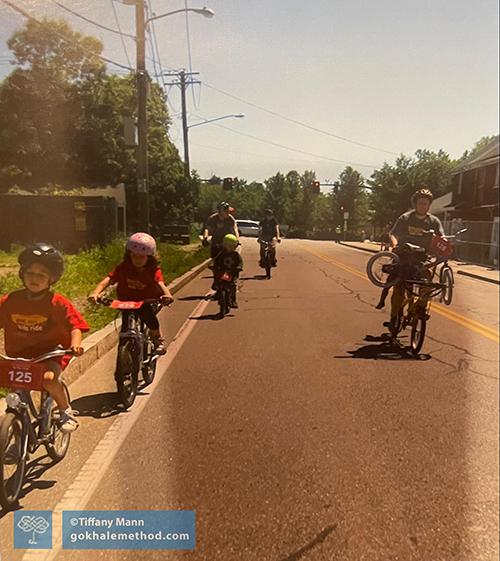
[
  {"xmin": 201, "ymin": 81, "xmax": 399, "ymax": 157},
  {"xmin": 52, "ymin": 0, "xmax": 136, "ymax": 40},
  {"xmin": 194, "ymin": 117, "xmax": 380, "ymax": 169},
  {"xmin": 110, "ymin": 0, "xmax": 132, "ymax": 68},
  {"xmin": 1, "ymin": 0, "xmax": 133, "ymax": 71}
]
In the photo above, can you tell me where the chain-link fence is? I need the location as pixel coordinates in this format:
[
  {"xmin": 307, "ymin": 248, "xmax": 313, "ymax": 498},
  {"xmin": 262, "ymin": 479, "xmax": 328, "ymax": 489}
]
[{"xmin": 443, "ymin": 219, "xmax": 499, "ymax": 266}]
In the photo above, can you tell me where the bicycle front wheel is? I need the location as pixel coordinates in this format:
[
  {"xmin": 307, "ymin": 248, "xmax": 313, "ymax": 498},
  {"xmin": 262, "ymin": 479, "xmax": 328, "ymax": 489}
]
[
  {"xmin": 366, "ymin": 251, "xmax": 400, "ymax": 288},
  {"xmin": 410, "ymin": 314, "xmax": 427, "ymax": 355},
  {"xmin": 141, "ymin": 328, "xmax": 157, "ymax": 386},
  {"xmin": 265, "ymin": 257, "xmax": 272, "ymax": 279},
  {"xmin": 440, "ymin": 266, "xmax": 454, "ymax": 305},
  {"xmin": 0, "ymin": 412, "xmax": 27, "ymax": 510},
  {"xmin": 45, "ymin": 382, "xmax": 72, "ymax": 462},
  {"xmin": 116, "ymin": 341, "xmax": 138, "ymax": 408}
]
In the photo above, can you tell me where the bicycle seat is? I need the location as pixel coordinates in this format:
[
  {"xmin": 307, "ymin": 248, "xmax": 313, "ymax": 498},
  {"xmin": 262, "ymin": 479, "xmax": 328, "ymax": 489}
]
[{"xmin": 401, "ymin": 243, "xmax": 426, "ymax": 254}]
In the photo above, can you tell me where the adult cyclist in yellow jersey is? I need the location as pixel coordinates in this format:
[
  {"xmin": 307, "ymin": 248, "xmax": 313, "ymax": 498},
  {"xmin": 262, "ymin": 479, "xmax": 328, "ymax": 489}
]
[{"xmin": 383, "ymin": 187, "xmax": 444, "ymax": 329}]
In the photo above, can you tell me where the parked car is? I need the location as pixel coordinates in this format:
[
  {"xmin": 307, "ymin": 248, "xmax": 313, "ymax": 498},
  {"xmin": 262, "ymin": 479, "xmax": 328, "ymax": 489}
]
[{"xmin": 236, "ymin": 219, "xmax": 260, "ymax": 237}]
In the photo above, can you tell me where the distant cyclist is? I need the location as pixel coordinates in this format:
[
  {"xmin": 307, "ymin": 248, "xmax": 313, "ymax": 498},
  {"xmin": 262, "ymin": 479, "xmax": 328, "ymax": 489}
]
[
  {"xmin": 258, "ymin": 208, "xmax": 281, "ymax": 267},
  {"xmin": 380, "ymin": 187, "xmax": 444, "ymax": 327},
  {"xmin": 202, "ymin": 202, "xmax": 239, "ymax": 259}
]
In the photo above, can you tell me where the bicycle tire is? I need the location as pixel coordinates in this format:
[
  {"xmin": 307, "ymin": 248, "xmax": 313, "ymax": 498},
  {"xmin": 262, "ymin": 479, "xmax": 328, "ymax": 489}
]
[
  {"xmin": 265, "ymin": 258, "xmax": 271, "ymax": 279},
  {"xmin": 410, "ymin": 314, "xmax": 427, "ymax": 355},
  {"xmin": 218, "ymin": 288, "xmax": 226, "ymax": 317},
  {"xmin": 440, "ymin": 267, "xmax": 453, "ymax": 306},
  {"xmin": 45, "ymin": 381, "xmax": 72, "ymax": 462},
  {"xmin": 0, "ymin": 412, "xmax": 27, "ymax": 510},
  {"xmin": 141, "ymin": 328, "xmax": 157, "ymax": 386},
  {"xmin": 366, "ymin": 251, "xmax": 400, "ymax": 288},
  {"xmin": 116, "ymin": 341, "xmax": 138, "ymax": 408}
]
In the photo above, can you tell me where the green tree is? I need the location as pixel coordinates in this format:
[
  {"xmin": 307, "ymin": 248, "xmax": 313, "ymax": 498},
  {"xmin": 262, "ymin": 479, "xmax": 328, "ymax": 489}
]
[
  {"xmin": 369, "ymin": 149, "xmax": 454, "ymax": 226},
  {"xmin": 459, "ymin": 134, "xmax": 499, "ymax": 162},
  {"xmin": 335, "ymin": 166, "xmax": 370, "ymax": 233},
  {"xmin": 0, "ymin": 18, "xmax": 104, "ymax": 189}
]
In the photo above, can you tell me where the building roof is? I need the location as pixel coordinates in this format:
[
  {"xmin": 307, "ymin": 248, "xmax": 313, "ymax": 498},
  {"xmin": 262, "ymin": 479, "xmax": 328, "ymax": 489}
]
[
  {"xmin": 430, "ymin": 191, "xmax": 453, "ymax": 215},
  {"xmin": 453, "ymin": 137, "xmax": 500, "ymax": 174}
]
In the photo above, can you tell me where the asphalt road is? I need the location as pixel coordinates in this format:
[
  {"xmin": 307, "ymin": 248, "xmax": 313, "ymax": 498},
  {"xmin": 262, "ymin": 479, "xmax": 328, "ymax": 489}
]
[{"xmin": 1, "ymin": 239, "xmax": 498, "ymax": 561}]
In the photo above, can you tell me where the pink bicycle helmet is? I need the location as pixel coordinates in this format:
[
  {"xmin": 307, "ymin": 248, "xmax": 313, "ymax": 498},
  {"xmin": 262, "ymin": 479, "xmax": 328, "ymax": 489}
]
[{"xmin": 126, "ymin": 232, "xmax": 157, "ymax": 255}]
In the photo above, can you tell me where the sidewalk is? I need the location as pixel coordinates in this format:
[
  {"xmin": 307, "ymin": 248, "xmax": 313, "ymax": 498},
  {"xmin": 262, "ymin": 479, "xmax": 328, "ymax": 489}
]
[{"xmin": 340, "ymin": 241, "xmax": 500, "ymax": 286}]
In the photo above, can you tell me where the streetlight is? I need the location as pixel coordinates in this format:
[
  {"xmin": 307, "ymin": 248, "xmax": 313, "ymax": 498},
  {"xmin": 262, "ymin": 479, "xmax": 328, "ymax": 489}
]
[
  {"xmin": 187, "ymin": 114, "xmax": 245, "ymax": 129},
  {"xmin": 147, "ymin": 7, "xmax": 215, "ymax": 24},
  {"xmin": 184, "ymin": 114, "xmax": 245, "ymax": 177},
  {"xmin": 126, "ymin": 0, "xmax": 215, "ymax": 232}
]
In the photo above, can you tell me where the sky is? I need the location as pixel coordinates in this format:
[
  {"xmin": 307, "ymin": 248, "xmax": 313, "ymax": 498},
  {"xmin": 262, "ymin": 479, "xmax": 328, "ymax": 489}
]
[{"xmin": 0, "ymin": 0, "xmax": 498, "ymax": 185}]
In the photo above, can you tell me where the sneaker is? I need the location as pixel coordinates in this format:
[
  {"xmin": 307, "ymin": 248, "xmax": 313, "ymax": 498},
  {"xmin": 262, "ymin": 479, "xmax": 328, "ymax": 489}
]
[
  {"xmin": 230, "ymin": 300, "xmax": 239, "ymax": 309},
  {"xmin": 258, "ymin": 261, "xmax": 264, "ymax": 268},
  {"xmin": 375, "ymin": 301, "xmax": 385, "ymax": 310},
  {"xmin": 153, "ymin": 337, "xmax": 167, "ymax": 355},
  {"xmin": 59, "ymin": 409, "xmax": 79, "ymax": 433},
  {"xmin": 272, "ymin": 260, "xmax": 278, "ymax": 267}
]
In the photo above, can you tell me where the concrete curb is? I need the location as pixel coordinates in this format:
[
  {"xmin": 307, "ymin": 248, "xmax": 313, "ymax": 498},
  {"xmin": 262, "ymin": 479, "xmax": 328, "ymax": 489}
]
[
  {"xmin": 457, "ymin": 270, "xmax": 500, "ymax": 286},
  {"xmin": 1, "ymin": 257, "xmax": 211, "ymax": 409},
  {"xmin": 340, "ymin": 241, "xmax": 499, "ymax": 286}
]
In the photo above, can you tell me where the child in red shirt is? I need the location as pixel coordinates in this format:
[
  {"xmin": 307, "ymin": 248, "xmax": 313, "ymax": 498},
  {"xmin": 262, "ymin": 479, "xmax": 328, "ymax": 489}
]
[
  {"xmin": 90, "ymin": 233, "xmax": 173, "ymax": 354},
  {"xmin": 0, "ymin": 244, "xmax": 89, "ymax": 432}
]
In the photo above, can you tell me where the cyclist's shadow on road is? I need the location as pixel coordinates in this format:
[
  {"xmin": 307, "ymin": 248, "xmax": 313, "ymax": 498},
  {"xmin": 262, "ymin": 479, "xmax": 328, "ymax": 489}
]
[
  {"xmin": 71, "ymin": 392, "xmax": 126, "ymax": 419},
  {"xmin": 336, "ymin": 334, "xmax": 432, "ymax": 361}
]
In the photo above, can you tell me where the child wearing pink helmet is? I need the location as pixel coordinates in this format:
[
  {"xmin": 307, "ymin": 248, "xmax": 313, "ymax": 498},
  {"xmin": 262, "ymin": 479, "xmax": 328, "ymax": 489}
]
[{"xmin": 90, "ymin": 233, "xmax": 173, "ymax": 354}]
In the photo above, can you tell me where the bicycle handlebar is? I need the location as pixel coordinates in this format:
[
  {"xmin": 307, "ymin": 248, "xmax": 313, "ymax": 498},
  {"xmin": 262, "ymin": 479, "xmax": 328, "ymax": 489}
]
[{"xmin": 0, "ymin": 347, "xmax": 75, "ymax": 363}]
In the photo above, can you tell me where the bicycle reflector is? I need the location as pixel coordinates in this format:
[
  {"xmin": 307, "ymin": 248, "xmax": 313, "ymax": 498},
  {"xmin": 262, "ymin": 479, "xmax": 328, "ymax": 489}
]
[{"xmin": 431, "ymin": 236, "xmax": 453, "ymax": 258}]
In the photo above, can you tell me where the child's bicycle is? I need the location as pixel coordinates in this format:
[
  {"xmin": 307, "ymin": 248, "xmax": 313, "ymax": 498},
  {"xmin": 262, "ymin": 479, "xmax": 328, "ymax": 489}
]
[
  {"xmin": 214, "ymin": 271, "xmax": 237, "ymax": 318},
  {"xmin": 94, "ymin": 297, "xmax": 167, "ymax": 408},
  {"xmin": 0, "ymin": 347, "xmax": 77, "ymax": 511}
]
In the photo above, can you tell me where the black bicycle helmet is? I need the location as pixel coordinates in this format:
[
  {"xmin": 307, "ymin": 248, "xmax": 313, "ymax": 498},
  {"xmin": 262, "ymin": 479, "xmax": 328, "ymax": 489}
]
[
  {"xmin": 217, "ymin": 201, "xmax": 230, "ymax": 211},
  {"xmin": 411, "ymin": 187, "xmax": 434, "ymax": 205},
  {"xmin": 18, "ymin": 243, "xmax": 64, "ymax": 283}
]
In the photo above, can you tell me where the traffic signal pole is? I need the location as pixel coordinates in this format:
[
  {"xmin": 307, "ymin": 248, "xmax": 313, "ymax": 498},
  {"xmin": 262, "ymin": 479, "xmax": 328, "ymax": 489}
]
[{"xmin": 135, "ymin": 0, "xmax": 150, "ymax": 232}]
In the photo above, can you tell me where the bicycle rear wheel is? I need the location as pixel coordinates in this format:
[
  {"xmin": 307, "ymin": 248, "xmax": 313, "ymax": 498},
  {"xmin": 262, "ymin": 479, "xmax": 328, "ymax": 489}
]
[
  {"xmin": 45, "ymin": 382, "xmax": 72, "ymax": 462},
  {"xmin": 0, "ymin": 412, "xmax": 27, "ymax": 510},
  {"xmin": 410, "ymin": 314, "xmax": 427, "ymax": 355},
  {"xmin": 116, "ymin": 341, "xmax": 138, "ymax": 408},
  {"xmin": 440, "ymin": 266, "xmax": 453, "ymax": 305}
]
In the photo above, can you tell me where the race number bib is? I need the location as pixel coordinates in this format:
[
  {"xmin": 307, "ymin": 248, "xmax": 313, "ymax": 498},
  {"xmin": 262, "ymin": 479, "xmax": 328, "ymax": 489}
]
[{"xmin": 0, "ymin": 361, "xmax": 46, "ymax": 391}]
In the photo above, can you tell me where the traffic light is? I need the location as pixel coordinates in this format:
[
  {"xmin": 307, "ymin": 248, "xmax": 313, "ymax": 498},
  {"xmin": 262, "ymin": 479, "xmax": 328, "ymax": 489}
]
[
  {"xmin": 310, "ymin": 180, "xmax": 320, "ymax": 195},
  {"xmin": 223, "ymin": 177, "xmax": 233, "ymax": 191}
]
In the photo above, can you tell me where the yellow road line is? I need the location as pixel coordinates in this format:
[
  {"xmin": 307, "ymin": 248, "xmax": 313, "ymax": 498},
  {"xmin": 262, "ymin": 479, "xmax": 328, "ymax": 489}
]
[{"xmin": 295, "ymin": 241, "xmax": 500, "ymax": 344}]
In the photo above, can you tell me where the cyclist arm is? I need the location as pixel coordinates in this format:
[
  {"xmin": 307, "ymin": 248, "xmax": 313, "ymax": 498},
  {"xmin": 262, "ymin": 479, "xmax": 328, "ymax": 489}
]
[
  {"xmin": 275, "ymin": 223, "xmax": 281, "ymax": 241},
  {"xmin": 389, "ymin": 233, "xmax": 399, "ymax": 249},
  {"xmin": 158, "ymin": 280, "xmax": 174, "ymax": 303},
  {"xmin": 231, "ymin": 216, "xmax": 239, "ymax": 239},
  {"xmin": 90, "ymin": 276, "xmax": 112, "ymax": 301},
  {"xmin": 70, "ymin": 328, "xmax": 84, "ymax": 356}
]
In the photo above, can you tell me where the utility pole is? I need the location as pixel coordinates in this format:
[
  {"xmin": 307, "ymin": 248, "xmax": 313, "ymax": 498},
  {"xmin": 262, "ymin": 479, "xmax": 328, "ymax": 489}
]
[
  {"xmin": 162, "ymin": 70, "xmax": 200, "ymax": 180},
  {"xmin": 135, "ymin": 0, "xmax": 150, "ymax": 232},
  {"xmin": 180, "ymin": 71, "xmax": 190, "ymax": 178}
]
